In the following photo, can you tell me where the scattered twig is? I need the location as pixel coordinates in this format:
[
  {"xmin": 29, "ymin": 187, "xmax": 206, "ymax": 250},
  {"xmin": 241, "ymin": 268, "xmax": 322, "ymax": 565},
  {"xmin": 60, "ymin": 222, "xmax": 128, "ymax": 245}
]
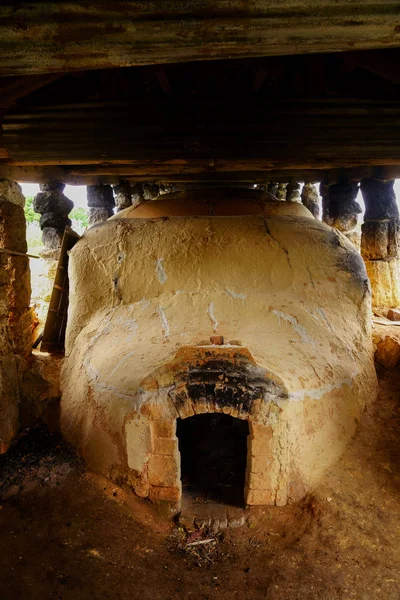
[{"xmin": 186, "ymin": 538, "xmax": 215, "ymax": 547}]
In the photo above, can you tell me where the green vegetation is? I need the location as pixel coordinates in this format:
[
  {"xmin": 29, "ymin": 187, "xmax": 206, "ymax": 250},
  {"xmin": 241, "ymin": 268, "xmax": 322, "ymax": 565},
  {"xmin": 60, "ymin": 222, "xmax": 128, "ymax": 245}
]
[
  {"xmin": 70, "ymin": 206, "xmax": 89, "ymax": 229},
  {"xmin": 24, "ymin": 196, "xmax": 40, "ymax": 224}
]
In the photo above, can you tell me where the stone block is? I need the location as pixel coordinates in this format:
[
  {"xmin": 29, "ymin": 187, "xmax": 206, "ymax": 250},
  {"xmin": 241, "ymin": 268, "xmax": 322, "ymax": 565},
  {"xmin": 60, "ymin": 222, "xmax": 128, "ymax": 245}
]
[
  {"xmin": 149, "ymin": 485, "xmax": 181, "ymax": 503},
  {"xmin": 247, "ymin": 471, "xmax": 269, "ymax": 490},
  {"xmin": 42, "ymin": 227, "xmax": 64, "ymax": 249},
  {"xmin": 0, "ymin": 201, "xmax": 28, "ymax": 253},
  {"xmin": 87, "ymin": 185, "xmax": 115, "ymax": 208},
  {"xmin": 361, "ymin": 220, "xmax": 399, "ymax": 260},
  {"xmin": 33, "ymin": 190, "xmax": 73, "ymax": 216},
  {"xmin": 39, "ymin": 213, "xmax": 71, "ymax": 229},
  {"xmin": 365, "ymin": 258, "xmax": 400, "ymax": 308},
  {"xmin": 39, "ymin": 182, "xmax": 65, "ymax": 192},
  {"xmin": 148, "ymin": 454, "xmax": 179, "ymax": 487},
  {"xmin": 248, "ymin": 454, "xmax": 271, "ymax": 474},
  {"xmin": 88, "ymin": 207, "xmax": 113, "ymax": 224},
  {"xmin": 246, "ymin": 489, "xmax": 275, "ymax": 506},
  {"xmin": 375, "ymin": 336, "xmax": 400, "ymax": 368},
  {"xmin": 249, "ymin": 436, "xmax": 272, "ymax": 457},
  {"xmin": 177, "ymin": 402, "xmax": 195, "ymax": 419},
  {"xmin": 152, "ymin": 436, "xmax": 177, "ymax": 456},
  {"xmin": 113, "ymin": 181, "xmax": 132, "ymax": 211},
  {"xmin": 151, "ymin": 419, "xmax": 176, "ymax": 439},
  {"xmin": 0, "ymin": 180, "xmax": 25, "ymax": 207},
  {"xmin": 361, "ymin": 178, "xmax": 398, "ymax": 220},
  {"xmin": 143, "ymin": 183, "xmax": 159, "ymax": 201}
]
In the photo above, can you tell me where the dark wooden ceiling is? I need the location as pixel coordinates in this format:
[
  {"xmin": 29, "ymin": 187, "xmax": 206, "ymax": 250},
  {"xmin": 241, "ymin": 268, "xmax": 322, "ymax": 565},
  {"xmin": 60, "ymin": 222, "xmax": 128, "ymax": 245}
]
[
  {"xmin": 1, "ymin": 2, "xmax": 400, "ymax": 77},
  {"xmin": 1, "ymin": 4, "xmax": 400, "ymax": 186}
]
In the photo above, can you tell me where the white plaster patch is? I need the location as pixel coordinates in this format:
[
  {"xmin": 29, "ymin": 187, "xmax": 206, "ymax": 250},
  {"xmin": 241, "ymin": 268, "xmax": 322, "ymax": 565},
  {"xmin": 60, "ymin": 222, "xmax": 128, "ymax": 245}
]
[
  {"xmin": 207, "ymin": 302, "xmax": 219, "ymax": 332},
  {"xmin": 288, "ymin": 372, "xmax": 358, "ymax": 402},
  {"xmin": 155, "ymin": 258, "xmax": 167, "ymax": 284},
  {"xmin": 139, "ymin": 298, "xmax": 150, "ymax": 310},
  {"xmin": 114, "ymin": 316, "xmax": 139, "ymax": 342},
  {"xmin": 158, "ymin": 307, "xmax": 170, "ymax": 339},
  {"xmin": 225, "ymin": 288, "xmax": 246, "ymax": 302},
  {"xmin": 272, "ymin": 309, "xmax": 316, "ymax": 348},
  {"xmin": 109, "ymin": 350, "xmax": 135, "ymax": 377}
]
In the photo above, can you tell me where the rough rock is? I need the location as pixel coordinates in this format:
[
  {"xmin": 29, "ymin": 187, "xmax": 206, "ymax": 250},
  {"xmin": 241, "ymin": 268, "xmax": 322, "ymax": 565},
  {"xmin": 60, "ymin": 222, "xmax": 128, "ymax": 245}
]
[
  {"xmin": 88, "ymin": 207, "xmax": 113, "ymax": 225},
  {"xmin": 39, "ymin": 213, "xmax": 72, "ymax": 229},
  {"xmin": 361, "ymin": 220, "xmax": 399, "ymax": 260},
  {"xmin": 0, "ymin": 180, "xmax": 33, "ymax": 451},
  {"xmin": 286, "ymin": 181, "xmax": 301, "ymax": 203},
  {"xmin": 301, "ymin": 183, "xmax": 320, "ymax": 218},
  {"xmin": 33, "ymin": 190, "xmax": 74, "ymax": 216},
  {"xmin": 87, "ymin": 185, "xmax": 115, "ymax": 208},
  {"xmin": 361, "ymin": 178, "xmax": 398, "ymax": 220},
  {"xmin": 345, "ymin": 230, "xmax": 361, "ymax": 251},
  {"xmin": 365, "ymin": 258, "xmax": 400, "ymax": 308},
  {"xmin": 42, "ymin": 227, "xmax": 64, "ymax": 249},
  {"xmin": 113, "ymin": 180, "xmax": 132, "ymax": 211},
  {"xmin": 322, "ymin": 181, "xmax": 362, "ymax": 233},
  {"xmin": 39, "ymin": 182, "xmax": 66, "ymax": 192},
  {"xmin": 373, "ymin": 323, "xmax": 400, "ymax": 368},
  {"xmin": 275, "ymin": 183, "xmax": 287, "ymax": 201},
  {"xmin": 0, "ymin": 180, "xmax": 25, "ymax": 207},
  {"xmin": 143, "ymin": 183, "xmax": 159, "ymax": 200},
  {"xmin": 131, "ymin": 183, "xmax": 145, "ymax": 206}
]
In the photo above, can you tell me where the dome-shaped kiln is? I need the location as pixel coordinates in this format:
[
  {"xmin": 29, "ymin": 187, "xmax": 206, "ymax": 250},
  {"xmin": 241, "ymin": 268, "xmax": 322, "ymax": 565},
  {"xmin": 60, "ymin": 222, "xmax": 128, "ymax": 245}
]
[{"xmin": 61, "ymin": 189, "xmax": 377, "ymax": 507}]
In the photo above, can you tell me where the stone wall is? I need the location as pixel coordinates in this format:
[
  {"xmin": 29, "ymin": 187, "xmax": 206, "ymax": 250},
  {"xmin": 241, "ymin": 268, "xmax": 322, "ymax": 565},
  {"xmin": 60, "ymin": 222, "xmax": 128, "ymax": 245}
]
[
  {"xmin": 0, "ymin": 180, "xmax": 33, "ymax": 452},
  {"xmin": 361, "ymin": 178, "xmax": 400, "ymax": 308}
]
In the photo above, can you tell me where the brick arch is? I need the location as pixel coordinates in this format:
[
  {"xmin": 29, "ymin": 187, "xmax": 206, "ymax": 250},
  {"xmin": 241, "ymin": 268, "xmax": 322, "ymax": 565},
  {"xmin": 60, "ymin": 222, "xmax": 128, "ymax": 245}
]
[{"xmin": 137, "ymin": 346, "xmax": 289, "ymax": 507}]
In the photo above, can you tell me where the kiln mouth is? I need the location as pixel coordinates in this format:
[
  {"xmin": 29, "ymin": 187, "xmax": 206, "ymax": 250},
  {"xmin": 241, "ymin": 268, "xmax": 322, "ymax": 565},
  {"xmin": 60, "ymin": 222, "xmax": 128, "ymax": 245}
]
[{"xmin": 177, "ymin": 413, "xmax": 249, "ymax": 508}]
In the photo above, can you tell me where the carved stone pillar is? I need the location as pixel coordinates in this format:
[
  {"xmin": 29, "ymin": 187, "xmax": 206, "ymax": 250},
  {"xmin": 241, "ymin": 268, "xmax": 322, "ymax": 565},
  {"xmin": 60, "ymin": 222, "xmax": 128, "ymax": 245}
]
[
  {"xmin": 113, "ymin": 180, "xmax": 132, "ymax": 212},
  {"xmin": 276, "ymin": 183, "xmax": 287, "ymax": 201},
  {"xmin": 361, "ymin": 178, "xmax": 400, "ymax": 308},
  {"xmin": 33, "ymin": 182, "xmax": 74, "ymax": 255},
  {"xmin": 87, "ymin": 184, "xmax": 115, "ymax": 224},
  {"xmin": 301, "ymin": 183, "xmax": 320, "ymax": 218},
  {"xmin": 286, "ymin": 181, "xmax": 301, "ymax": 202},
  {"xmin": 321, "ymin": 181, "xmax": 362, "ymax": 248}
]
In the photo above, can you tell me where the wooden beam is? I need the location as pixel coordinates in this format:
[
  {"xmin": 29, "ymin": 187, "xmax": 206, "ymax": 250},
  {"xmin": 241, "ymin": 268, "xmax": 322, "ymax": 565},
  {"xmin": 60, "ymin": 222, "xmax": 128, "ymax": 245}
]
[
  {"xmin": 0, "ymin": 163, "xmax": 398, "ymax": 187},
  {"xmin": 3, "ymin": 99, "xmax": 400, "ymax": 170},
  {"xmin": 0, "ymin": 2, "xmax": 400, "ymax": 76}
]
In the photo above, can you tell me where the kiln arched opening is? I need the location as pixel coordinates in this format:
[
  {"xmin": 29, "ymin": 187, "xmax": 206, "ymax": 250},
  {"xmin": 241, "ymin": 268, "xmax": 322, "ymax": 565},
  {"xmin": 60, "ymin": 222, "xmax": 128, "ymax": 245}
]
[{"xmin": 177, "ymin": 413, "xmax": 249, "ymax": 507}]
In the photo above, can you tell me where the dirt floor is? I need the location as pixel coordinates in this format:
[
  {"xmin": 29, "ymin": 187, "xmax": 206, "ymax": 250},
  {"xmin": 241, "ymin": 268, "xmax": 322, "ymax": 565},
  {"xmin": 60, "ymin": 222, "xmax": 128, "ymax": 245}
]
[{"xmin": 1, "ymin": 365, "xmax": 400, "ymax": 599}]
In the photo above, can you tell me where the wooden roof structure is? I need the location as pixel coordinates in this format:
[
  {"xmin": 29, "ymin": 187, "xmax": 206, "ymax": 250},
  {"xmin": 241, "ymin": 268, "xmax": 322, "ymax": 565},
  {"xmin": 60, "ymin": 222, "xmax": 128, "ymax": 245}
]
[{"xmin": 1, "ymin": 1, "xmax": 400, "ymax": 186}]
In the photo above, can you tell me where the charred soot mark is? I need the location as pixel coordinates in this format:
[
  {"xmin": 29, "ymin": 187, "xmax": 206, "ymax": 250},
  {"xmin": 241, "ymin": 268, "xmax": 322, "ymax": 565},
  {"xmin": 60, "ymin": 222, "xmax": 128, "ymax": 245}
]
[
  {"xmin": 171, "ymin": 359, "xmax": 287, "ymax": 413},
  {"xmin": 336, "ymin": 247, "xmax": 367, "ymax": 283},
  {"xmin": 186, "ymin": 382, "xmax": 265, "ymax": 413}
]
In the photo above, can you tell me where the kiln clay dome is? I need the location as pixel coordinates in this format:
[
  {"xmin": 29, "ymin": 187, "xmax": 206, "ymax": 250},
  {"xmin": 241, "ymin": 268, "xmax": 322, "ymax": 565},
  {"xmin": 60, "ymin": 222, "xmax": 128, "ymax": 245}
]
[{"xmin": 61, "ymin": 189, "xmax": 377, "ymax": 507}]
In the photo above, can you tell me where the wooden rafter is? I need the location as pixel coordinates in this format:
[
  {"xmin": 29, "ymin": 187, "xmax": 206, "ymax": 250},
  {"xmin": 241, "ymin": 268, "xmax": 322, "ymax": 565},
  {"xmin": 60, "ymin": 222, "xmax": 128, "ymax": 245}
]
[{"xmin": 0, "ymin": 2, "xmax": 400, "ymax": 77}]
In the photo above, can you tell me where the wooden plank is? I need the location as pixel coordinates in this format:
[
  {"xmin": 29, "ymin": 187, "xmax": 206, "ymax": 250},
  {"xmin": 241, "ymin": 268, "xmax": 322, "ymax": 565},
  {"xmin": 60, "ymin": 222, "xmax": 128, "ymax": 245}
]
[
  {"xmin": 0, "ymin": 2, "xmax": 400, "ymax": 76},
  {"xmin": 41, "ymin": 227, "xmax": 80, "ymax": 354},
  {"xmin": 0, "ymin": 161, "xmax": 398, "ymax": 185}
]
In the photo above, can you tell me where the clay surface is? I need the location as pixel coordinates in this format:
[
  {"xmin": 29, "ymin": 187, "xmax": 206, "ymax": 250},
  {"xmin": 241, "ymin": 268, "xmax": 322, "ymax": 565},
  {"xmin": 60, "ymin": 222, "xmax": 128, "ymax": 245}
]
[{"xmin": 61, "ymin": 190, "xmax": 377, "ymax": 506}]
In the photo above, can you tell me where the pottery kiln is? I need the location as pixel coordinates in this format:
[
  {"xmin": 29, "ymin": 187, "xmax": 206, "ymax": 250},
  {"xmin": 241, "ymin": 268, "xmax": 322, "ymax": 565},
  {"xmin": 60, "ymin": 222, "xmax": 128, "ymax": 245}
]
[{"xmin": 61, "ymin": 189, "xmax": 377, "ymax": 507}]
